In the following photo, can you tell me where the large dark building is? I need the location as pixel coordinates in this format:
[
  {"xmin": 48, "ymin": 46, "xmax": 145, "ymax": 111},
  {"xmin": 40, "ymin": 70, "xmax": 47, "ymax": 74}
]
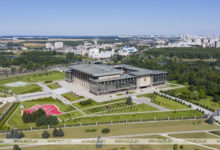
[{"xmin": 66, "ymin": 64, "xmax": 167, "ymax": 95}]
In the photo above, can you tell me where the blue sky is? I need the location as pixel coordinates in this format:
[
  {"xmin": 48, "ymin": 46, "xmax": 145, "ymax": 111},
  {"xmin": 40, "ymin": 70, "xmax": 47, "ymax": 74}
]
[{"xmin": 0, "ymin": 0, "xmax": 220, "ymax": 35}]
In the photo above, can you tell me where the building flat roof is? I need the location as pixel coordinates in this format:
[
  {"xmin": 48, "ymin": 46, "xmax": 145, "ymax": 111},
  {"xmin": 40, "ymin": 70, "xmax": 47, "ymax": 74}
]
[
  {"xmin": 69, "ymin": 64, "xmax": 123, "ymax": 77},
  {"xmin": 68, "ymin": 64, "xmax": 167, "ymax": 78},
  {"xmin": 114, "ymin": 64, "xmax": 167, "ymax": 76}
]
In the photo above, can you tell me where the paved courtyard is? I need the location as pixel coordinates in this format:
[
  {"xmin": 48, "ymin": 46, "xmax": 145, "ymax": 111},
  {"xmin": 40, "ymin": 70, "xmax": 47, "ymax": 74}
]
[{"xmin": 58, "ymin": 80, "xmax": 166, "ymax": 102}]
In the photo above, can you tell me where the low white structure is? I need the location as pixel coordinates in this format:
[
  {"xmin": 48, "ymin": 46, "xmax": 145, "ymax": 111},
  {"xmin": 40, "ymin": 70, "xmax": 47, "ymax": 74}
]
[
  {"xmin": 118, "ymin": 47, "xmax": 138, "ymax": 56},
  {"xmin": 88, "ymin": 48, "xmax": 115, "ymax": 59},
  {"xmin": 46, "ymin": 43, "xmax": 54, "ymax": 49},
  {"xmin": 54, "ymin": 42, "xmax": 64, "ymax": 49}
]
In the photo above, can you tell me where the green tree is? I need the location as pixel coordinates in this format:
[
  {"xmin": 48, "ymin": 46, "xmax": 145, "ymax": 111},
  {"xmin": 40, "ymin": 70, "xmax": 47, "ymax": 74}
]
[
  {"xmin": 199, "ymin": 89, "xmax": 206, "ymax": 99},
  {"xmin": 173, "ymin": 144, "xmax": 178, "ymax": 150},
  {"xmin": 58, "ymin": 128, "xmax": 64, "ymax": 137},
  {"xmin": 126, "ymin": 96, "xmax": 132, "ymax": 105},
  {"xmin": 42, "ymin": 131, "xmax": 50, "ymax": 139},
  {"xmin": 53, "ymin": 128, "xmax": 58, "ymax": 137},
  {"xmin": 13, "ymin": 145, "xmax": 21, "ymax": 150}
]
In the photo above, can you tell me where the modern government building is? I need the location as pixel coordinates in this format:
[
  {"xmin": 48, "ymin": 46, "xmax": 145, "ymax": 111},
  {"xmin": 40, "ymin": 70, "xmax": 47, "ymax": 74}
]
[{"xmin": 66, "ymin": 64, "xmax": 167, "ymax": 95}]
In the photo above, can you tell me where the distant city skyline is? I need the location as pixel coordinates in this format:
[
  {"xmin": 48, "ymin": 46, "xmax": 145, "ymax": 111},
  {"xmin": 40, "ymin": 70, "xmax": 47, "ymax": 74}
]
[{"xmin": 0, "ymin": 0, "xmax": 220, "ymax": 36}]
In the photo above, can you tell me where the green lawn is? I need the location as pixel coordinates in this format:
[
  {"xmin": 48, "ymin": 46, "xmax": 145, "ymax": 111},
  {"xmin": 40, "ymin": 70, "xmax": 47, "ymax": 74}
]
[
  {"xmin": 74, "ymin": 98, "xmax": 127, "ymax": 109},
  {"xmin": 164, "ymin": 88, "xmax": 220, "ymax": 111},
  {"xmin": 58, "ymin": 111, "xmax": 84, "ymax": 121},
  {"xmin": 47, "ymin": 83, "xmax": 60, "ymax": 90},
  {"xmin": 102, "ymin": 104, "xmax": 158, "ymax": 114},
  {"xmin": 11, "ymin": 84, "xmax": 42, "ymax": 94},
  {"xmin": 63, "ymin": 110, "xmax": 203, "ymax": 125},
  {"xmin": 138, "ymin": 94, "xmax": 190, "ymax": 110},
  {"xmin": 62, "ymin": 92, "xmax": 84, "ymax": 102},
  {"xmin": 84, "ymin": 103, "xmax": 158, "ymax": 115},
  {"xmin": 0, "ymin": 71, "xmax": 64, "ymax": 92},
  {"xmin": 8, "ymin": 97, "xmax": 75, "ymax": 129},
  {"xmin": 0, "ymin": 92, "xmax": 10, "ymax": 97},
  {"xmin": 10, "ymin": 119, "xmax": 219, "ymax": 139},
  {"xmin": 190, "ymin": 96, "xmax": 220, "ymax": 111},
  {"xmin": 170, "ymin": 132, "xmax": 219, "ymax": 139},
  {"xmin": 0, "ymin": 102, "xmax": 13, "ymax": 115}
]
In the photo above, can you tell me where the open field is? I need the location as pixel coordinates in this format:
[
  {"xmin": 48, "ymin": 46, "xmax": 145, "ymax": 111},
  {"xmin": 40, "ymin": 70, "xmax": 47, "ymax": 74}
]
[
  {"xmin": 0, "ymin": 71, "xmax": 65, "ymax": 87},
  {"xmin": 4, "ymin": 144, "xmax": 209, "ymax": 150},
  {"xmin": 63, "ymin": 110, "xmax": 203, "ymax": 125},
  {"xmin": 46, "ymin": 83, "xmax": 59, "ymax": 90},
  {"xmin": 0, "ymin": 92, "xmax": 10, "ymax": 97},
  {"xmin": 0, "ymin": 103, "xmax": 13, "ymax": 115},
  {"xmin": 84, "ymin": 103, "xmax": 158, "ymax": 115},
  {"xmin": 169, "ymin": 132, "xmax": 220, "ymax": 139},
  {"xmin": 62, "ymin": 92, "xmax": 84, "ymax": 102},
  {"xmin": 58, "ymin": 111, "xmax": 84, "ymax": 121},
  {"xmin": 11, "ymin": 84, "xmax": 42, "ymax": 94},
  {"xmin": 138, "ymin": 94, "xmax": 190, "ymax": 110},
  {"xmin": 7, "ymin": 97, "xmax": 75, "ymax": 128},
  {"xmin": 169, "ymin": 132, "xmax": 220, "ymax": 149},
  {"xmin": 164, "ymin": 88, "xmax": 220, "ymax": 111},
  {"xmin": 74, "ymin": 98, "xmax": 126, "ymax": 109},
  {"xmin": 2, "ymin": 120, "xmax": 219, "ymax": 139}
]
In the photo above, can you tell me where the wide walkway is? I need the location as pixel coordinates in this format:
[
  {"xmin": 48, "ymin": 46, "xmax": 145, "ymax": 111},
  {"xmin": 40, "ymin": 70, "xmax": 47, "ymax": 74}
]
[{"xmin": 132, "ymin": 96, "xmax": 169, "ymax": 111}]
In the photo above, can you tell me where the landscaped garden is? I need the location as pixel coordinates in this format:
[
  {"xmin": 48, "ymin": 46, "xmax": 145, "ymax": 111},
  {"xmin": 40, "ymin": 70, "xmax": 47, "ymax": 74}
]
[
  {"xmin": 63, "ymin": 110, "xmax": 204, "ymax": 125},
  {"xmin": 7, "ymin": 97, "xmax": 75, "ymax": 129},
  {"xmin": 83, "ymin": 103, "xmax": 158, "ymax": 114},
  {"xmin": 0, "ymin": 71, "xmax": 65, "ymax": 93},
  {"xmin": 58, "ymin": 111, "xmax": 84, "ymax": 121},
  {"xmin": 11, "ymin": 84, "xmax": 42, "ymax": 94},
  {"xmin": 138, "ymin": 93, "xmax": 190, "ymax": 110},
  {"xmin": 62, "ymin": 92, "xmax": 84, "ymax": 102},
  {"xmin": 47, "ymin": 83, "xmax": 60, "ymax": 90},
  {"xmin": 73, "ymin": 98, "xmax": 127, "ymax": 109},
  {"xmin": 162, "ymin": 88, "xmax": 220, "ymax": 111}
]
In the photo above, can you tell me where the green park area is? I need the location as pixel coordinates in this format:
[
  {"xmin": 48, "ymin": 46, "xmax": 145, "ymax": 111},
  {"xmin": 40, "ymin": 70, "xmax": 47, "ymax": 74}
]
[
  {"xmin": 7, "ymin": 97, "xmax": 75, "ymax": 129},
  {"xmin": 62, "ymin": 92, "xmax": 84, "ymax": 102},
  {"xmin": 73, "ymin": 98, "xmax": 126, "ymax": 109},
  {"xmin": 0, "ymin": 103, "xmax": 14, "ymax": 116},
  {"xmin": 11, "ymin": 84, "xmax": 42, "ymax": 94},
  {"xmin": 138, "ymin": 93, "xmax": 190, "ymax": 110},
  {"xmin": 83, "ymin": 103, "xmax": 158, "ymax": 114},
  {"xmin": 163, "ymin": 88, "xmax": 220, "ymax": 111},
  {"xmin": 0, "ymin": 71, "xmax": 65, "ymax": 92},
  {"xmin": 58, "ymin": 111, "xmax": 84, "ymax": 121},
  {"xmin": 63, "ymin": 110, "xmax": 203, "ymax": 125},
  {"xmin": 47, "ymin": 83, "xmax": 60, "ymax": 90}
]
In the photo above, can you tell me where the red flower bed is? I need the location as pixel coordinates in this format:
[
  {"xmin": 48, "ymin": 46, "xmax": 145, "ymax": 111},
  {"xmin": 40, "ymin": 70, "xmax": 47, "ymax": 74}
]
[{"xmin": 22, "ymin": 104, "xmax": 63, "ymax": 116}]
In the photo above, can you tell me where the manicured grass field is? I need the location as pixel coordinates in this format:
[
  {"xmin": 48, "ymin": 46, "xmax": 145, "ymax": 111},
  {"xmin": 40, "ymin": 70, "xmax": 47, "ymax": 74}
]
[
  {"xmin": 165, "ymin": 88, "xmax": 220, "ymax": 111},
  {"xmin": 58, "ymin": 111, "xmax": 84, "ymax": 121},
  {"xmin": 62, "ymin": 92, "xmax": 84, "ymax": 102},
  {"xmin": 0, "ymin": 71, "xmax": 64, "ymax": 92},
  {"xmin": 82, "ymin": 101, "xmax": 129, "ymax": 114},
  {"xmin": 0, "ymin": 102, "xmax": 13, "ymax": 115},
  {"xmin": 47, "ymin": 83, "xmax": 59, "ymax": 90},
  {"xmin": 5, "ymin": 144, "xmax": 208, "ymax": 150},
  {"xmin": 7, "ymin": 97, "xmax": 75, "ymax": 129},
  {"xmin": 74, "ymin": 98, "xmax": 126, "ymax": 109},
  {"xmin": 0, "ymin": 92, "xmax": 10, "ymax": 97},
  {"xmin": 102, "ymin": 104, "xmax": 158, "ymax": 114},
  {"xmin": 5, "ymin": 119, "xmax": 219, "ymax": 139},
  {"xmin": 85, "ymin": 103, "xmax": 158, "ymax": 115},
  {"xmin": 190, "ymin": 96, "xmax": 220, "ymax": 111},
  {"xmin": 64, "ymin": 110, "xmax": 203, "ymax": 125},
  {"xmin": 11, "ymin": 84, "xmax": 42, "ymax": 94},
  {"xmin": 169, "ymin": 132, "xmax": 219, "ymax": 139},
  {"xmin": 138, "ymin": 94, "xmax": 190, "ymax": 110}
]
